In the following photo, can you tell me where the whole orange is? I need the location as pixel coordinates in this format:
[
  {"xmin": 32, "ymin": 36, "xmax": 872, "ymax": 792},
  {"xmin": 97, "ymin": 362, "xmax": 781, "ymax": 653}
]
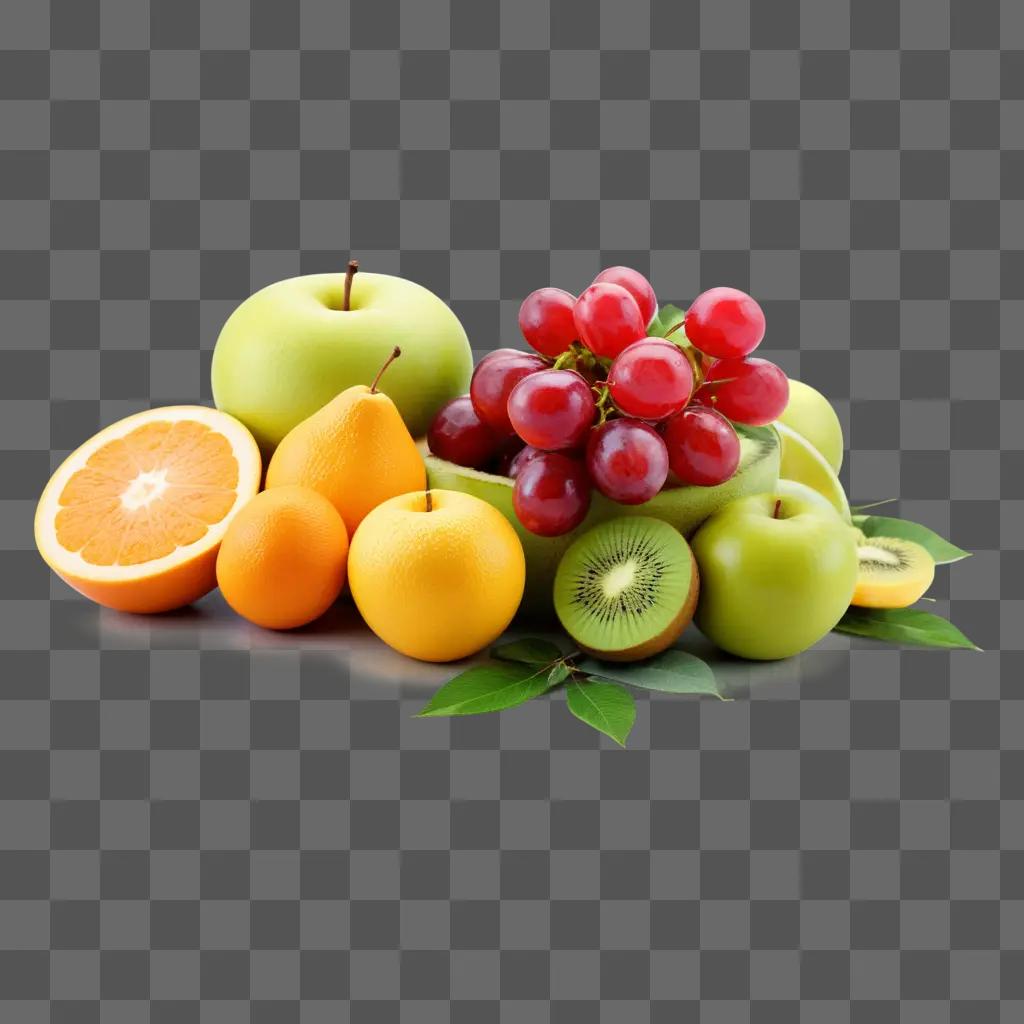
[
  {"xmin": 348, "ymin": 489, "xmax": 525, "ymax": 662},
  {"xmin": 216, "ymin": 485, "xmax": 348, "ymax": 629}
]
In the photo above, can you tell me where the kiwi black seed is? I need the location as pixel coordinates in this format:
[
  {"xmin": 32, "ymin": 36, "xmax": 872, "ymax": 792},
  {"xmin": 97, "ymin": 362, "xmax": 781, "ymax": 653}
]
[{"xmin": 554, "ymin": 516, "xmax": 699, "ymax": 662}]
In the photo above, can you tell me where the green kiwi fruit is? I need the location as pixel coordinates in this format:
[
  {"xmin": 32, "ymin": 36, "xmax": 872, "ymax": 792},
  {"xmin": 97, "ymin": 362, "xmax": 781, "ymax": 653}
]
[
  {"xmin": 554, "ymin": 517, "xmax": 699, "ymax": 662},
  {"xmin": 852, "ymin": 535, "xmax": 935, "ymax": 609}
]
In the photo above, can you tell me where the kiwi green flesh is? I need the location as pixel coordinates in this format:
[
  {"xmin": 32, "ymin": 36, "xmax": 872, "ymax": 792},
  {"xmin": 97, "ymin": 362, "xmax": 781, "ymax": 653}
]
[
  {"xmin": 554, "ymin": 517, "xmax": 699, "ymax": 660},
  {"xmin": 424, "ymin": 422, "xmax": 779, "ymax": 619}
]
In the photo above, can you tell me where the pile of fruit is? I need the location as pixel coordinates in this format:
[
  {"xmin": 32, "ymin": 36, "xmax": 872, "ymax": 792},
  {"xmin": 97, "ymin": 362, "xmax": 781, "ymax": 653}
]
[
  {"xmin": 33, "ymin": 261, "xmax": 976, "ymax": 741},
  {"xmin": 428, "ymin": 270, "xmax": 790, "ymax": 538}
]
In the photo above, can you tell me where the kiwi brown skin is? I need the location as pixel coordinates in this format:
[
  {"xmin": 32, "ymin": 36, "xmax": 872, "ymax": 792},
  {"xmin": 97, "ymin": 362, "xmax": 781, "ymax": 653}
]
[{"xmin": 576, "ymin": 548, "xmax": 701, "ymax": 663}]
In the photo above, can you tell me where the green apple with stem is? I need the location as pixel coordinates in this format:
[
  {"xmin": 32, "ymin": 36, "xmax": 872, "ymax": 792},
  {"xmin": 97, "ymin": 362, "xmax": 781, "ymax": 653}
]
[
  {"xmin": 773, "ymin": 477, "xmax": 840, "ymax": 519},
  {"xmin": 777, "ymin": 378, "xmax": 843, "ymax": 473},
  {"xmin": 212, "ymin": 261, "xmax": 472, "ymax": 453},
  {"xmin": 691, "ymin": 491, "xmax": 858, "ymax": 660}
]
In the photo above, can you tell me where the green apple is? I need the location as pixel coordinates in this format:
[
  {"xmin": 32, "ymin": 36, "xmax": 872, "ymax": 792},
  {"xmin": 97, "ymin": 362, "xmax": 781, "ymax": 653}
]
[
  {"xmin": 777, "ymin": 378, "xmax": 843, "ymax": 473},
  {"xmin": 773, "ymin": 477, "xmax": 842, "ymax": 520},
  {"xmin": 212, "ymin": 272, "xmax": 472, "ymax": 452},
  {"xmin": 691, "ymin": 491, "xmax": 858, "ymax": 660}
]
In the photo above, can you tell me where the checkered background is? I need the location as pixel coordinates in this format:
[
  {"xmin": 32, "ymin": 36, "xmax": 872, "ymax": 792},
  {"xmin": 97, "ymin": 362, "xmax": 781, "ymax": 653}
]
[{"xmin": 0, "ymin": 0, "xmax": 1020, "ymax": 1019}]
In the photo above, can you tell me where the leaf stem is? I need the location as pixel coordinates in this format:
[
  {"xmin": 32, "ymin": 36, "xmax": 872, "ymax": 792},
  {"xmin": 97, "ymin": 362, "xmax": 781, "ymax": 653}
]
[{"xmin": 851, "ymin": 497, "xmax": 899, "ymax": 512}]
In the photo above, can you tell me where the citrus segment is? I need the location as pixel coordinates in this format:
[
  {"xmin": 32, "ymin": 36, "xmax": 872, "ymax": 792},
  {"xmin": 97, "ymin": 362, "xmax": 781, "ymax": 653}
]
[{"xmin": 36, "ymin": 406, "xmax": 261, "ymax": 613}]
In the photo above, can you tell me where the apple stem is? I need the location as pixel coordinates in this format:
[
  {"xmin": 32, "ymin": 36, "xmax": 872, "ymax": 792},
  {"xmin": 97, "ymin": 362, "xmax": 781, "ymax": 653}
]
[
  {"xmin": 773, "ymin": 498, "xmax": 782, "ymax": 519},
  {"xmin": 425, "ymin": 488, "xmax": 433, "ymax": 513},
  {"xmin": 342, "ymin": 259, "xmax": 359, "ymax": 311},
  {"xmin": 370, "ymin": 346, "xmax": 401, "ymax": 393}
]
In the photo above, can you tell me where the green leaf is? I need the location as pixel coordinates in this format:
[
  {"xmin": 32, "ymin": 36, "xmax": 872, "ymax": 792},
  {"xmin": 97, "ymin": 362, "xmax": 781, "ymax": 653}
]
[
  {"xmin": 491, "ymin": 637, "xmax": 562, "ymax": 667},
  {"xmin": 647, "ymin": 303, "xmax": 686, "ymax": 339},
  {"xmin": 417, "ymin": 663, "xmax": 551, "ymax": 717},
  {"xmin": 834, "ymin": 607, "xmax": 981, "ymax": 651},
  {"xmin": 577, "ymin": 650, "xmax": 726, "ymax": 700},
  {"xmin": 565, "ymin": 679, "xmax": 636, "ymax": 747},
  {"xmin": 853, "ymin": 514, "xmax": 971, "ymax": 565},
  {"xmin": 547, "ymin": 662, "xmax": 571, "ymax": 687}
]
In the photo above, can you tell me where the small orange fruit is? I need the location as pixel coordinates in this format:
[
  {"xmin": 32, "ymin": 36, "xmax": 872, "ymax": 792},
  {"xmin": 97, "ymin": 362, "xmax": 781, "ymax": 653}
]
[
  {"xmin": 35, "ymin": 406, "xmax": 261, "ymax": 613},
  {"xmin": 216, "ymin": 485, "xmax": 349, "ymax": 630},
  {"xmin": 348, "ymin": 489, "xmax": 525, "ymax": 662}
]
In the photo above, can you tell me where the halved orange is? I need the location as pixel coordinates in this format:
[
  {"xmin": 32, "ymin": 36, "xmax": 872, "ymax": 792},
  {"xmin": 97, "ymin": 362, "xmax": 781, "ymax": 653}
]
[{"xmin": 35, "ymin": 406, "xmax": 261, "ymax": 613}]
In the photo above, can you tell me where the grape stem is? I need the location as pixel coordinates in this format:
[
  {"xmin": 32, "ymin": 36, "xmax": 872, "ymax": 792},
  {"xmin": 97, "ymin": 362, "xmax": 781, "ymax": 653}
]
[
  {"xmin": 553, "ymin": 344, "xmax": 601, "ymax": 377},
  {"xmin": 681, "ymin": 346, "xmax": 704, "ymax": 388},
  {"xmin": 592, "ymin": 384, "xmax": 614, "ymax": 425},
  {"xmin": 342, "ymin": 259, "xmax": 359, "ymax": 311}
]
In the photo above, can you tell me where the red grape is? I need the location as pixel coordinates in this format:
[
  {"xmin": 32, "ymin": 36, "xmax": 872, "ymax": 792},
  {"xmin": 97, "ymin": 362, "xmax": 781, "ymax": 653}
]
[
  {"xmin": 684, "ymin": 287, "xmax": 766, "ymax": 359},
  {"xmin": 476, "ymin": 347, "xmax": 524, "ymax": 365},
  {"xmin": 507, "ymin": 369, "xmax": 596, "ymax": 451},
  {"xmin": 469, "ymin": 350, "xmax": 548, "ymax": 435},
  {"xmin": 662, "ymin": 406, "xmax": 740, "ymax": 486},
  {"xmin": 518, "ymin": 287, "xmax": 577, "ymax": 357},
  {"xmin": 507, "ymin": 445, "xmax": 543, "ymax": 478},
  {"xmin": 491, "ymin": 436, "xmax": 526, "ymax": 476},
  {"xmin": 593, "ymin": 266, "xmax": 658, "ymax": 326},
  {"xmin": 573, "ymin": 282, "xmax": 647, "ymax": 359},
  {"xmin": 427, "ymin": 396, "xmax": 503, "ymax": 468},
  {"xmin": 585, "ymin": 419, "xmax": 669, "ymax": 505},
  {"xmin": 607, "ymin": 339, "xmax": 694, "ymax": 421},
  {"xmin": 513, "ymin": 452, "xmax": 591, "ymax": 536},
  {"xmin": 701, "ymin": 357, "xmax": 789, "ymax": 426}
]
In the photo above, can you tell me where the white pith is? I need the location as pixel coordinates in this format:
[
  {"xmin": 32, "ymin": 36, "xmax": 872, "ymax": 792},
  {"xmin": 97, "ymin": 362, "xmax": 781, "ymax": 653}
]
[{"xmin": 120, "ymin": 469, "xmax": 170, "ymax": 511}]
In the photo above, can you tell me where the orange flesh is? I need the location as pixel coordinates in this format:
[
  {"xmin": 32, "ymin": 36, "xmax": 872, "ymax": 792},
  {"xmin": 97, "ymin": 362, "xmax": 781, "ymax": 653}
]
[{"xmin": 54, "ymin": 420, "xmax": 240, "ymax": 566}]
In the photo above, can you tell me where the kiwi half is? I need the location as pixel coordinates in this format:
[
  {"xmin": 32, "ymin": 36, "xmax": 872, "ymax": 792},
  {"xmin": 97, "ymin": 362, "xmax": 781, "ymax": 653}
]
[
  {"xmin": 852, "ymin": 536, "xmax": 935, "ymax": 609},
  {"xmin": 554, "ymin": 517, "xmax": 699, "ymax": 662}
]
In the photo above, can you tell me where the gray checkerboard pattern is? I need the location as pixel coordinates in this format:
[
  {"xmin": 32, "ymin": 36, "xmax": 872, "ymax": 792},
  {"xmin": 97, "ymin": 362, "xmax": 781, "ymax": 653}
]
[{"xmin": 0, "ymin": 0, "xmax": 1020, "ymax": 1019}]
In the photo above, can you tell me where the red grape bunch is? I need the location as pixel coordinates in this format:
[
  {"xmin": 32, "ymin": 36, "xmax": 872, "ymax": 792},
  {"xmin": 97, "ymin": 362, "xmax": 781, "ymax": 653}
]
[{"xmin": 427, "ymin": 268, "xmax": 790, "ymax": 537}]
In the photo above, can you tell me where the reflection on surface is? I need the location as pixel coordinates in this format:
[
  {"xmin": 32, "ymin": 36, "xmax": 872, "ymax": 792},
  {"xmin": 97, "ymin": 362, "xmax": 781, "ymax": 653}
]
[{"xmin": 88, "ymin": 590, "xmax": 856, "ymax": 700}]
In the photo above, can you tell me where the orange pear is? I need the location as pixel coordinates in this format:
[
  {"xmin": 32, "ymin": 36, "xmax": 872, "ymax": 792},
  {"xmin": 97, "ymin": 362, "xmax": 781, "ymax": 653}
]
[{"xmin": 266, "ymin": 347, "xmax": 426, "ymax": 536}]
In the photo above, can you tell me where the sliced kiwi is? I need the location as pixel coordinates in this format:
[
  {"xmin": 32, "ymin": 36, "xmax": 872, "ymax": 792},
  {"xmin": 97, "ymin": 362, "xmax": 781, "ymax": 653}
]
[
  {"xmin": 554, "ymin": 517, "xmax": 699, "ymax": 662},
  {"xmin": 852, "ymin": 536, "xmax": 935, "ymax": 609}
]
